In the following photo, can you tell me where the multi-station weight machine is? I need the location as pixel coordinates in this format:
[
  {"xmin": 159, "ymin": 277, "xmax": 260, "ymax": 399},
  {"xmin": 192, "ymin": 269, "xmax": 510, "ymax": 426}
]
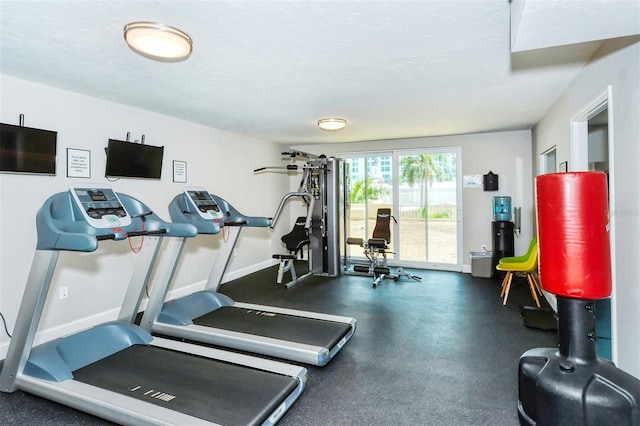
[
  {"xmin": 256, "ymin": 151, "xmax": 345, "ymax": 288},
  {"xmin": 261, "ymin": 150, "xmax": 420, "ymax": 288}
]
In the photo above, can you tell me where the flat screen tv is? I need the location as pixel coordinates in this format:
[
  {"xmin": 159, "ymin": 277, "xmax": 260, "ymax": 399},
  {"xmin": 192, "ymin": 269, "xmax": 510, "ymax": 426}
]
[
  {"xmin": 0, "ymin": 123, "xmax": 57, "ymax": 175},
  {"xmin": 105, "ymin": 139, "xmax": 164, "ymax": 180}
]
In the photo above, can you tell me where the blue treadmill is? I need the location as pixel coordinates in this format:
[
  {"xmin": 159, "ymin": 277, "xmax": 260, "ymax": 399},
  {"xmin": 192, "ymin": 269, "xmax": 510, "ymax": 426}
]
[
  {"xmin": 139, "ymin": 187, "xmax": 356, "ymax": 366},
  {"xmin": 0, "ymin": 183, "xmax": 307, "ymax": 425}
]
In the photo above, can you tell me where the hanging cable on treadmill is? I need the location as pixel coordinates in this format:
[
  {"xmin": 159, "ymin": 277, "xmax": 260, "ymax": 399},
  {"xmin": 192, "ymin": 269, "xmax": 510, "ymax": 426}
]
[
  {"xmin": 0, "ymin": 311, "xmax": 12, "ymax": 337},
  {"xmin": 221, "ymin": 211, "xmax": 232, "ymax": 242},
  {"xmin": 128, "ymin": 211, "xmax": 152, "ymax": 253}
]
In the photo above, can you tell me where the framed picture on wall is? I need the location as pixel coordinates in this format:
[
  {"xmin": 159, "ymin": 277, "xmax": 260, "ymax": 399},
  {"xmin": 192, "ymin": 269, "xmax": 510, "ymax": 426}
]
[
  {"xmin": 559, "ymin": 161, "xmax": 568, "ymax": 172},
  {"xmin": 173, "ymin": 160, "xmax": 187, "ymax": 183},
  {"xmin": 66, "ymin": 148, "xmax": 91, "ymax": 178}
]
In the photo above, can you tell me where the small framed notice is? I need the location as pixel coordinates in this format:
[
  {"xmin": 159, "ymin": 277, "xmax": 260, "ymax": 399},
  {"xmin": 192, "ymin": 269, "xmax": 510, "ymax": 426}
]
[
  {"xmin": 463, "ymin": 174, "xmax": 482, "ymax": 188},
  {"xmin": 67, "ymin": 148, "xmax": 91, "ymax": 178},
  {"xmin": 559, "ymin": 161, "xmax": 568, "ymax": 173},
  {"xmin": 173, "ymin": 160, "xmax": 187, "ymax": 183}
]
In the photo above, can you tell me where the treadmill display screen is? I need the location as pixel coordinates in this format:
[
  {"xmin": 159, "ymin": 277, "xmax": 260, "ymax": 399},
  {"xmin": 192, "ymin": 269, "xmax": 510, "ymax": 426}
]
[
  {"xmin": 186, "ymin": 190, "xmax": 223, "ymax": 219},
  {"xmin": 72, "ymin": 187, "xmax": 130, "ymax": 227},
  {"xmin": 88, "ymin": 191, "xmax": 108, "ymax": 202}
]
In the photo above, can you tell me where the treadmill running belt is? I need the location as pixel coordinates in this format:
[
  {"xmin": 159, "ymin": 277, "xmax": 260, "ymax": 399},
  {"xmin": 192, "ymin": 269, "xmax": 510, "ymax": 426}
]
[
  {"xmin": 72, "ymin": 345, "xmax": 298, "ymax": 426},
  {"xmin": 193, "ymin": 307, "xmax": 352, "ymax": 349}
]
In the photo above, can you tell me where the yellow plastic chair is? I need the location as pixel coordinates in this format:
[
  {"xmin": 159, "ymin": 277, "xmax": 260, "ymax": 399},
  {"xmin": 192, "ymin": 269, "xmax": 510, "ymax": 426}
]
[
  {"xmin": 496, "ymin": 239, "xmax": 542, "ymax": 307},
  {"xmin": 499, "ymin": 236, "xmax": 537, "ymax": 264}
]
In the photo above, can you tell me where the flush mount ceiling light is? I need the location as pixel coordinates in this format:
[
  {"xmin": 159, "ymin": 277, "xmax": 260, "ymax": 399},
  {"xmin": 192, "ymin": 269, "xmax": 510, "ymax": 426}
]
[
  {"xmin": 317, "ymin": 118, "xmax": 347, "ymax": 132},
  {"xmin": 124, "ymin": 21, "xmax": 193, "ymax": 61}
]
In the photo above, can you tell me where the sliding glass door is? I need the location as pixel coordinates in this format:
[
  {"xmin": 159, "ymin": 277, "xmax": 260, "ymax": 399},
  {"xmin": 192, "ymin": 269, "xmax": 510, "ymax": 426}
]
[
  {"xmin": 344, "ymin": 153, "xmax": 393, "ymax": 259},
  {"xmin": 398, "ymin": 148, "xmax": 460, "ymax": 269},
  {"xmin": 342, "ymin": 147, "xmax": 461, "ymax": 271}
]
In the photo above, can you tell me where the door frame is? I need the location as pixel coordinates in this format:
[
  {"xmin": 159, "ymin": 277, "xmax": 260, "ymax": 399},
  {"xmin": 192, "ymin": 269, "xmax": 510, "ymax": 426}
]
[
  {"xmin": 393, "ymin": 147, "xmax": 462, "ymax": 271},
  {"xmin": 570, "ymin": 86, "xmax": 617, "ymax": 362}
]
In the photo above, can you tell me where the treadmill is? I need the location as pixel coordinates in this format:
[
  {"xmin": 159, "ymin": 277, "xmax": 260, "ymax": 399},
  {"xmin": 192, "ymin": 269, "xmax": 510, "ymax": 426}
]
[
  {"xmin": 139, "ymin": 187, "xmax": 356, "ymax": 366},
  {"xmin": 0, "ymin": 184, "xmax": 307, "ymax": 426}
]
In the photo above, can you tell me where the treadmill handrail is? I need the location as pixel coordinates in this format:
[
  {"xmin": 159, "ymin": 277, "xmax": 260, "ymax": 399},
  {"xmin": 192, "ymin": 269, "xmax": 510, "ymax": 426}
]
[
  {"xmin": 211, "ymin": 194, "xmax": 271, "ymax": 228},
  {"xmin": 126, "ymin": 229, "xmax": 167, "ymax": 238}
]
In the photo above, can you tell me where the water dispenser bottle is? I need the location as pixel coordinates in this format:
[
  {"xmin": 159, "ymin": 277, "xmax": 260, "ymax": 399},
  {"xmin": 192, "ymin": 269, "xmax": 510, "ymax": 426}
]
[{"xmin": 493, "ymin": 196, "xmax": 512, "ymax": 221}]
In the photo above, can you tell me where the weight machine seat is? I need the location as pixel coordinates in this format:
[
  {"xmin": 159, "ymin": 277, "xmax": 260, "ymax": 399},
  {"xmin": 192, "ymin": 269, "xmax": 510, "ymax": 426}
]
[
  {"xmin": 346, "ymin": 208, "xmax": 393, "ymax": 250},
  {"xmin": 346, "ymin": 208, "xmax": 421, "ymax": 287},
  {"xmin": 372, "ymin": 208, "xmax": 392, "ymax": 241},
  {"xmin": 273, "ymin": 217, "xmax": 311, "ymax": 288},
  {"xmin": 277, "ymin": 217, "xmax": 309, "ymax": 259},
  {"xmin": 346, "ymin": 209, "xmax": 393, "ymax": 253}
]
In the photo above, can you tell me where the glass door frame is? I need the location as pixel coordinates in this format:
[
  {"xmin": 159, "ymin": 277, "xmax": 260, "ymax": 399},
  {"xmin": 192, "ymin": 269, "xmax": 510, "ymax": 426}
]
[
  {"xmin": 340, "ymin": 146, "xmax": 463, "ymax": 272},
  {"xmin": 341, "ymin": 150, "xmax": 394, "ymax": 263},
  {"xmin": 393, "ymin": 146, "xmax": 462, "ymax": 271}
]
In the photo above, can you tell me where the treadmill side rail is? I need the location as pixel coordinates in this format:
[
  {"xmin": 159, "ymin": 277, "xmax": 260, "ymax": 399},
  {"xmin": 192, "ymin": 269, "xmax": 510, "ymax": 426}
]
[
  {"xmin": 235, "ymin": 301, "xmax": 357, "ymax": 325},
  {"xmin": 17, "ymin": 375, "xmax": 220, "ymax": 426},
  {"xmin": 152, "ymin": 337, "xmax": 309, "ymax": 379},
  {"xmin": 153, "ymin": 322, "xmax": 328, "ymax": 366}
]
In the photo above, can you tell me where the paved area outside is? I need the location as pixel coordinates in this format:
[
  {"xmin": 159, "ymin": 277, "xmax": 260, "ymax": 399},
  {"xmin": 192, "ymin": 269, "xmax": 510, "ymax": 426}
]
[{"xmin": 347, "ymin": 219, "xmax": 457, "ymax": 264}]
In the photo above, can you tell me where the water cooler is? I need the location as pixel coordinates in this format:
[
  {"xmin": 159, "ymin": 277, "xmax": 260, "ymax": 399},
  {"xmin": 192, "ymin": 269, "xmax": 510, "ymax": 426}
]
[{"xmin": 491, "ymin": 196, "xmax": 514, "ymax": 280}]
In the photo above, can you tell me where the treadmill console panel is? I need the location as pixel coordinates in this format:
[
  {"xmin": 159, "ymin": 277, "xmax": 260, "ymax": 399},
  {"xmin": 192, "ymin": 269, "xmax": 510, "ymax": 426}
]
[
  {"xmin": 69, "ymin": 184, "xmax": 132, "ymax": 228},
  {"xmin": 184, "ymin": 187, "xmax": 224, "ymax": 221}
]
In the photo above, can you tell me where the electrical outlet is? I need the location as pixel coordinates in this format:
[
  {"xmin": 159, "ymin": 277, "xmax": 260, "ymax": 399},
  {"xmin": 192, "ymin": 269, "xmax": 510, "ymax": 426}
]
[{"xmin": 59, "ymin": 286, "xmax": 69, "ymax": 300}]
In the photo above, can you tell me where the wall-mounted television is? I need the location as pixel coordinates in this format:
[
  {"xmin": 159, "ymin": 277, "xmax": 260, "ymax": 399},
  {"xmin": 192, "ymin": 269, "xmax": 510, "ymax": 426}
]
[
  {"xmin": 0, "ymin": 123, "xmax": 57, "ymax": 175},
  {"xmin": 105, "ymin": 139, "xmax": 164, "ymax": 180}
]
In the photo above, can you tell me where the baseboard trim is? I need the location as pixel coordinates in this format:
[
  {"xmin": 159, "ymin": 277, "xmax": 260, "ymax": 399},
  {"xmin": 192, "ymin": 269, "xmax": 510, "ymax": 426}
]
[{"xmin": 221, "ymin": 258, "xmax": 278, "ymax": 284}]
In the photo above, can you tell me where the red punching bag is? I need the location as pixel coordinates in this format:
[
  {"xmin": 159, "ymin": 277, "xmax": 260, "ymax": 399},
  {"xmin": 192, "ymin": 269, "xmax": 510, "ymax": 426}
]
[{"xmin": 535, "ymin": 172, "xmax": 611, "ymax": 299}]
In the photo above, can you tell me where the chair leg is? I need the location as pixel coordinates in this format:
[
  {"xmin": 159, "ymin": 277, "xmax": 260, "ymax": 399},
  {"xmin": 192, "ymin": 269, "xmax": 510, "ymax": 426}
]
[
  {"xmin": 500, "ymin": 272, "xmax": 510, "ymax": 297},
  {"xmin": 502, "ymin": 272, "xmax": 514, "ymax": 305},
  {"xmin": 530, "ymin": 273, "xmax": 542, "ymax": 295},
  {"xmin": 527, "ymin": 273, "xmax": 541, "ymax": 308}
]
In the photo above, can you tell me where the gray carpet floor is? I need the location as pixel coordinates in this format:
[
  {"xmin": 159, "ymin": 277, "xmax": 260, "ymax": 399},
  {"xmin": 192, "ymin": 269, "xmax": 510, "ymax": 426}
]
[{"xmin": 0, "ymin": 265, "xmax": 557, "ymax": 425}]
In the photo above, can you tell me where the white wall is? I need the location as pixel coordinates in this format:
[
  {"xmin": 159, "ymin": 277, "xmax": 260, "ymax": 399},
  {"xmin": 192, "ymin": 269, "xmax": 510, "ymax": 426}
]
[
  {"xmin": 533, "ymin": 37, "xmax": 640, "ymax": 378},
  {"xmin": 0, "ymin": 75, "xmax": 288, "ymax": 358},
  {"xmin": 292, "ymin": 129, "xmax": 535, "ymax": 271}
]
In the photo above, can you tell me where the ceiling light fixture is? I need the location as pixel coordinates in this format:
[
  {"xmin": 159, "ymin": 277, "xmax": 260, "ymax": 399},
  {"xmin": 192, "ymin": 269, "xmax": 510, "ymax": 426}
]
[
  {"xmin": 124, "ymin": 21, "xmax": 193, "ymax": 62},
  {"xmin": 317, "ymin": 118, "xmax": 347, "ymax": 131}
]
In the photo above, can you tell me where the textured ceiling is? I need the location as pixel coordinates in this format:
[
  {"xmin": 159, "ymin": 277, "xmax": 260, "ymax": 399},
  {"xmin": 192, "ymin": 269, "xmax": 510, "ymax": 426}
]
[{"xmin": 1, "ymin": 1, "xmax": 638, "ymax": 144}]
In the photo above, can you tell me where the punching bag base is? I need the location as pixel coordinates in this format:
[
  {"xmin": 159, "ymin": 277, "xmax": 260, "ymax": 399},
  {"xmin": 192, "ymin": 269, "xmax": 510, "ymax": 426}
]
[{"xmin": 518, "ymin": 347, "xmax": 640, "ymax": 426}]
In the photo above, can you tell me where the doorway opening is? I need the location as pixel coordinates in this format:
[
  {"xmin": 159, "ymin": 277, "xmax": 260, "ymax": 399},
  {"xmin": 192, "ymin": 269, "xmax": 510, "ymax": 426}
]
[
  {"xmin": 570, "ymin": 87, "xmax": 615, "ymax": 361},
  {"xmin": 540, "ymin": 146, "xmax": 557, "ymax": 174}
]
